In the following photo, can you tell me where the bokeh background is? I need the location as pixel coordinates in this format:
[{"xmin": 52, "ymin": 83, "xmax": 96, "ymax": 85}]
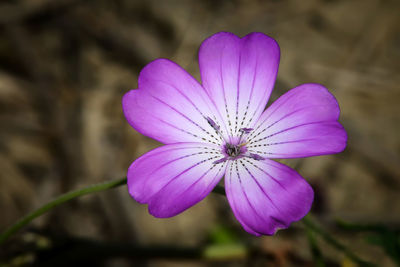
[{"xmin": 1, "ymin": 0, "xmax": 399, "ymax": 266}]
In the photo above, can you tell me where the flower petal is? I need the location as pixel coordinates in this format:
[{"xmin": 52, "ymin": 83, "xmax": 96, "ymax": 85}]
[
  {"xmin": 123, "ymin": 59, "xmax": 227, "ymax": 144},
  {"xmin": 225, "ymin": 158, "xmax": 314, "ymax": 236},
  {"xmin": 247, "ymin": 83, "xmax": 347, "ymax": 158},
  {"xmin": 199, "ymin": 32, "xmax": 280, "ymax": 138},
  {"xmin": 127, "ymin": 143, "xmax": 226, "ymax": 217}
]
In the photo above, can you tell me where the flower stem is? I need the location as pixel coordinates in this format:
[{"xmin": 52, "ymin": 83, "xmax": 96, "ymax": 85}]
[
  {"xmin": 0, "ymin": 181, "xmax": 376, "ymax": 267},
  {"xmin": 302, "ymin": 215, "xmax": 375, "ymax": 266},
  {"xmin": 0, "ymin": 177, "xmax": 127, "ymax": 245},
  {"xmin": 213, "ymin": 185, "xmax": 374, "ymax": 266}
]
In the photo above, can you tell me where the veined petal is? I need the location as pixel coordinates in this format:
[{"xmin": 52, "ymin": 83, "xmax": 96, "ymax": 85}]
[
  {"xmin": 199, "ymin": 32, "xmax": 280, "ymax": 138},
  {"xmin": 225, "ymin": 158, "xmax": 314, "ymax": 236},
  {"xmin": 247, "ymin": 83, "xmax": 347, "ymax": 158},
  {"xmin": 123, "ymin": 59, "xmax": 227, "ymax": 144},
  {"xmin": 127, "ymin": 143, "xmax": 226, "ymax": 217}
]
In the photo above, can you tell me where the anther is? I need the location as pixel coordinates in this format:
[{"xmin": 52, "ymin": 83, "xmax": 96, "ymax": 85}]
[
  {"xmin": 206, "ymin": 117, "xmax": 220, "ymax": 131},
  {"xmin": 239, "ymin": 128, "xmax": 253, "ymax": 134},
  {"xmin": 248, "ymin": 153, "xmax": 264, "ymax": 161},
  {"xmin": 213, "ymin": 157, "xmax": 228, "ymax": 164}
]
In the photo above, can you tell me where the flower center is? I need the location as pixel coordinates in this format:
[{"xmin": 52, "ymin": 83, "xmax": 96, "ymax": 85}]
[
  {"xmin": 225, "ymin": 143, "xmax": 244, "ymax": 158},
  {"xmin": 206, "ymin": 117, "xmax": 265, "ymax": 164},
  {"xmin": 213, "ymin": 140, "xmax": 264, "ymax": 164}
]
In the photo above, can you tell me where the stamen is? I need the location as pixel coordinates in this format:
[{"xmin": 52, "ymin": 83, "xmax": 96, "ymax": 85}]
[
  {"xmin": 238, "ymin": 128, "xmax": 253, "ymax": 143},
  {"xmin": 206, "ymin": 117, "xmax": 220, "ymax": 131},
  {"xmin": 206, "ymin": 116, "xmax": 229, "ymax": 144},
  {"xmin": 248, "ymin": 153, "xmax": 265, "ymax": 161},
  {"xmin": 239, "ymin": 128, "xmax": 253, "ymax": 134},
  {"xmin": 213, "ymin": 157, "xmax": 228, "ymax": 164}
]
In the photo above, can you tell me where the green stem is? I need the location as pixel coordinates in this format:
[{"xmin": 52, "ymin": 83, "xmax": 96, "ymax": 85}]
[
  {"xmin": 0, "ymin": 177, "xmax": 127, "ymax": 245},
  {"xmin": 306, "ymin": 226, "xmax": 326, "ymax": 267},
  {"xmin": 215, "ymin": 185, "xmax": 374, "ymax": 266},
  {"xmin": 302, "ymin": 215, "xmax": 374, "ymax": 266},
  {"xmin": 0, "ymin": 180, "xmax": 376, "ymax": 267}
]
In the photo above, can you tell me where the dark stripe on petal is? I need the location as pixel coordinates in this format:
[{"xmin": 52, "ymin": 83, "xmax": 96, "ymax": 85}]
[
  {"xmin": 250, "ymin": 120, "xmax": 331, "ymax": 144},
  {"xmin": 150, "ymin": 95, "xmax": 220, "ymax": 144}
]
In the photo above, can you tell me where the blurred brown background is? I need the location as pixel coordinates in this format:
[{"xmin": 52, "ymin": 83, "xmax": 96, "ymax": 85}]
[{"xmin": 0, "ymin": 0, "xmax": 399, "ymax": 266}]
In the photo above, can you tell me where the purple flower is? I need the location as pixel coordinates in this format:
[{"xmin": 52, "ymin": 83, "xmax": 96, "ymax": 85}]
[{"xmin": 122, "ymin": 32, "xmax": 347, "ymax": 236}]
